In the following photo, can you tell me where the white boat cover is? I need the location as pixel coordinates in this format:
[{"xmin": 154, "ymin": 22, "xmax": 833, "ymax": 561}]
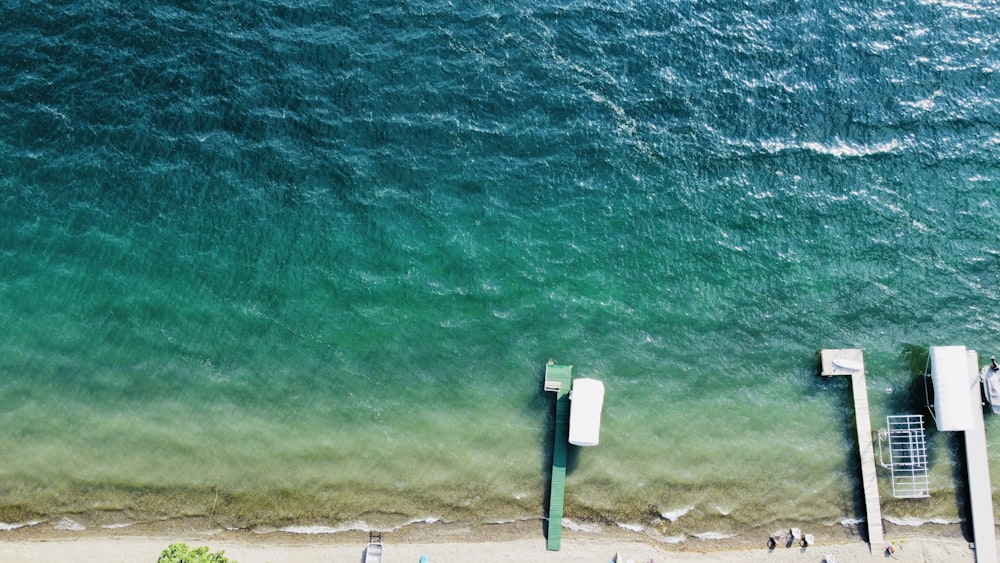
[
  {"xmin": 929, "ymin": 346, "xmax": 975, "ymax": 431},
  {"xmin": 568, "ymin": 378, "xmax": 604, "ymax": 446},
  {"xmin": 984, "ymin": 367, "xmax": 1000, "ymax": 415}
]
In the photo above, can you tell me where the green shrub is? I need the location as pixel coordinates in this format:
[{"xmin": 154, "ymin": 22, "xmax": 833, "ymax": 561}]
[{"xmin": 157, "ymin": 542, "xmax": 236, "ymax": 563}]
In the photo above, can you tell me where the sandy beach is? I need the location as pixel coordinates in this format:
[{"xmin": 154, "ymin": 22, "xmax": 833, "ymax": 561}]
[{"xmin": 0, "ymin": 531, "xmax": 977, "ymax": 563}]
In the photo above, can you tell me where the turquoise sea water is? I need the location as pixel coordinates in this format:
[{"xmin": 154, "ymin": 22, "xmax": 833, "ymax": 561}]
[{"xmin": 1, "ymin": 0, "xmax": 999, "ymax": 541}]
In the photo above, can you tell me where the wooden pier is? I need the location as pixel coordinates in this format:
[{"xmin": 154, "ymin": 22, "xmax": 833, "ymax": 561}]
[
  {"xmin": 543, "ymin": 362, "xmax": 573, "ymax": 551},
  {"xmin": 820, "ymin": 349, "xmax": 884, "ymax": 553},
  {"xmin": 964, "ymin": 350, "xmax": 998, "ymax": 563}
]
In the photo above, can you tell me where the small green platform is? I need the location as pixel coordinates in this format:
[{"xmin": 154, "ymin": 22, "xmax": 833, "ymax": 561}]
[{"xmin": 544, "ymin": 363, "xmax": 573, "ymax": 551}]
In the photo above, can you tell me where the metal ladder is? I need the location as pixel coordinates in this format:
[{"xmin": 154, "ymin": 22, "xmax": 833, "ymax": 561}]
[{"xmin": 364, "ymin": 531, "xmax": 383, "ymax": 563}]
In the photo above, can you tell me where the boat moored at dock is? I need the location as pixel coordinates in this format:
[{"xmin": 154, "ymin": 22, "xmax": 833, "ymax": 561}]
[
  {"xmin": 568, "ymin": 378, "xmax": 605, "ymax": 447},
  {"xmin": 982, "ymin": 359, "xmax": 1000, "ymax": 415}
]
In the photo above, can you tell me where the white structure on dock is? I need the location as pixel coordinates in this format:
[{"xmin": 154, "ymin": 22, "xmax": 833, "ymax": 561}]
[
  {"xmin": 568, "ymin": 378, "xmax": 605, "ymax": 447},
  {"xmin": 925, "ymin": 346, "xmax": 998, "ymax": 563},
  {"xmin": 926, "ymin": 346, "xmax": 976, "ymax": 431},
  {"xmin": 820, "ymin": 348, "xmax": 884, "ymax": 553}
]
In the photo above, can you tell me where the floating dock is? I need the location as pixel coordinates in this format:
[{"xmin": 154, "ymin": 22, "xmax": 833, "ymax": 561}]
[
  {"xmin": 963, "ymin": 350, "xmax": 998, "ymax": 563},
  {"xmin": 543, "ymin": 362, "xmax": 573, "ymax": 551},
  {"xmin": 820, "ymin": 348, "xmax": 884, "ymax": 553}
]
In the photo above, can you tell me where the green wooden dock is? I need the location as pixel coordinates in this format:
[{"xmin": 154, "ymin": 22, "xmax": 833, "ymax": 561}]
[{"xmin": 544, "ymin": 362, "xmax": 573, "ymax": 551}]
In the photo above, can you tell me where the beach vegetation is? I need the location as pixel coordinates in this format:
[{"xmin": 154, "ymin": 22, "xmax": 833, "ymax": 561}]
[{"xmin": 157, "ymin": 542, "xmax": 237, "ymax": 563}]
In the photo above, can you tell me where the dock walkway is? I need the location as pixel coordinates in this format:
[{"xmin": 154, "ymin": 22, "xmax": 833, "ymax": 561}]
[
  {"xmin": 965, "ymin": 351, "xmax": 998, "ymax": 563},
  {"xmin": 820, "ymin": 349, "xmax": 884, "ymax": 553},
  {"xmin": 544, "ymin": 363, "xmax": 573, "ymax": 552}
]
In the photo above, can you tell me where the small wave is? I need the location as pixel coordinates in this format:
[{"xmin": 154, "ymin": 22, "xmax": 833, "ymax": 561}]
[
  {"xmin": 756, "ymin": 138, "xmax": 905, "ymax": 158},
  {"xmin": 485, "ymin": 516, "xmax": 535, "ymax": 525},
  {"xmin": 693, "ymin": 531, "xmax": 736, "ymax": 540},
  {"xmin": 101, "ymin": 523, "xmax": 134, "ymax": 529},
  {"xmin": 561, "ymin": 518, "xmax": 600, "ymax": 533},
  {"xmin": 616, "ymin": 522, "xmax": 645, "ymax": 533},
  {"xmin": 394, "ymin": 517, "xmax": 440, "ymax": 530},
  {"xmin": 270, "ymin": 520, "xmax": 369, "ymax": 535},
  {"xmin": 648, "ymin": 531, "xmax": 686, "ymax": 544},
  {"xmin": 277, "ymin": 525, "xmax": 350, "ymax": 535},
  {"xmin": 712, "ymin": 505, "xmax": 732, "ymax": 516},
  {"xmin": 885, "ymin": 516, "xmax": 959, "ymax": 527},
  {"xmin": 54, "ymin": 518, "xmax": 86, "ymax": 531},
  {"xmin": 840, "ymin": 517, "xmax": 864, "ymax": 526},
  {"xmin": 901, "ymin": 97, "xmax": 936, "ymax": 111},
  {"xmin": 661, "ymin": 505, "xmax": 694, "ymax": 522},
  {"xmin": 0, "ymin": 521, "xmax": 40, "ymax": 531},
  {"xmin": 273, "ymin": 517, "xmax": 441, "ymax": 535}
]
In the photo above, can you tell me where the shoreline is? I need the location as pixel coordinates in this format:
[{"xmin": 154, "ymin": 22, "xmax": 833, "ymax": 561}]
[
  {"xmin": 0, "ymin": 517, "xmax": 977, "ymax": 562},
  {"xmin": 0, "ymin": 531, "xmax": 978, "ymax": 563}
]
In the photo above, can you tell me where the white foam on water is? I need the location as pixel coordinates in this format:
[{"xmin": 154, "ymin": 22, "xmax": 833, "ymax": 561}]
[
  {"xmin": 273, "ymin": 516, "xmax": 441, "ymax": 536},
  {"xmin": 277, "ymin": 526, "xmax": 343, "ymax": 535},
  {"xmin": 394, "ymin": 517, "xmax": 440, "ymax": 531},
  {"xmin": 840, "ymin": 517, "xmax": 864, "ymax": 526},
  {"xmin": 885, "ymin": 516, "xmax": 959, "ymax": 526},
  {"xmin": 486, "ymin": 516, "xmax": 536, "ymax": 525},
  {"xmin": 561, "ymin": 518, "xmax": 600, "ymax": 533},
  {"xmin": 54, "ymin": 518, "xmax": 85, "ymax": 531},
  {"xmin": 648, "ymin": 531, "xmax": 687, "ymax": 544},
  {"xmin": 272, "ymin": 520, "xmax": 370, "ymax": 535},
  {"xmin": 754, "ymin": 137, "xmax": 906, "ymax": 158},
  {"xmin": 485, "ymin": 518, "xmax": 516, "ymax": 525},
  {"xmin": 101, "ymin": 523, "xmax": 133, "ymax": 529},
  {"xmin": 616, "ymin": 522, "xmax": 645, "ymax": 532},
  {"xmin": 693, "ymin": 531, "xmax": 736, "ymax": 540},
  {"xmin": 712, "ymin": 505, "xmax": 732, "ymax": 516},
  {"xmin": 0, "ymin": 521, "xmax": 40, "ymax": 531},
  {"xmin": 661, "ymin": 505, "xmax": 694, "ymax": 522}
]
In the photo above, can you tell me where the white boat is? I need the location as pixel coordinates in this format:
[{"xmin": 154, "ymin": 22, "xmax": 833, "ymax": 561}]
[
  {"xmin": 982, "ymin": 364, "xmax": 1000, "ymax": 415},
  {"xmin": 568, "ymin": 378, "xmax": 605, "ymax": 447}
]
